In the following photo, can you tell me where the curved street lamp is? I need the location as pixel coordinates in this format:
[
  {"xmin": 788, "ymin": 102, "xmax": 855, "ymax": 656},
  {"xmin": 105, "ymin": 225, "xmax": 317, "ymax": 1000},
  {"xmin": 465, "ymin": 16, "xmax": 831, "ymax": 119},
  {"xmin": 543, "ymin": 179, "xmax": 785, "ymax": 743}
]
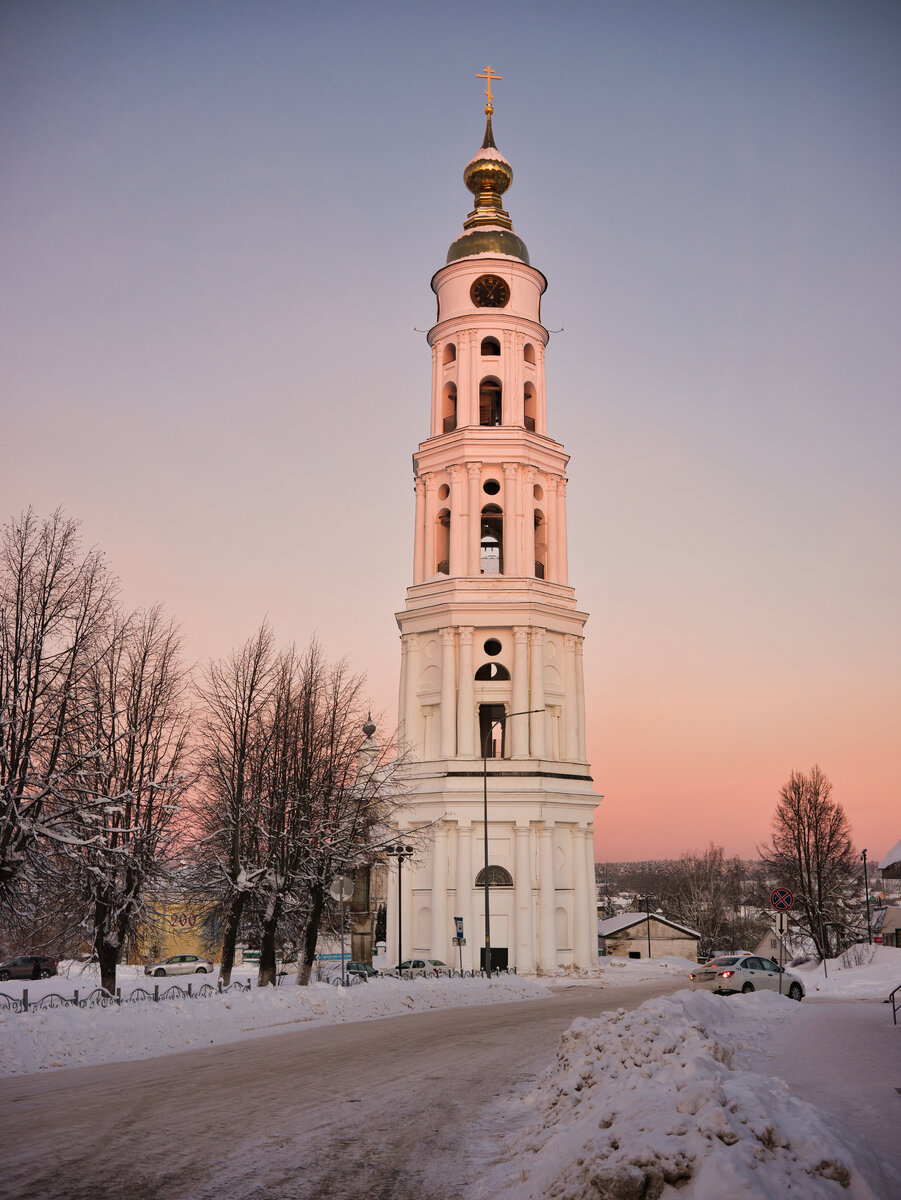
[{"xmin": 386, "ymin": 842, "xmax": 414, "ymax": 967}]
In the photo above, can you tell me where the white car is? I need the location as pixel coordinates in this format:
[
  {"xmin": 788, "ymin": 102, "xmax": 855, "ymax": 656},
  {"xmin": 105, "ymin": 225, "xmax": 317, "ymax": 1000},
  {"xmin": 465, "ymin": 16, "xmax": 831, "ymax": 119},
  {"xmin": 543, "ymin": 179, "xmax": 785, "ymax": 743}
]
[
  {"xmin": 689, "ymin": 954, "xmax": 805, "ymax": 1000},
  {"xmin": 144, "ymin": 954, "xmax": 214, "ymax": 977},
  {"xmin": 387, "ymin": 959, "xmax": 453, "ymax": 978}
]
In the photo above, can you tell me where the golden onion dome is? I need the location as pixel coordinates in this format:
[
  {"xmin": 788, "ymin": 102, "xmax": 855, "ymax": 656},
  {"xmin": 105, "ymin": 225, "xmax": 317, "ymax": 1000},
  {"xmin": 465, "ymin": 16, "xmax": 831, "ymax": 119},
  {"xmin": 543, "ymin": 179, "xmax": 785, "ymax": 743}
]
[{"xmin": 447, "ymin": 111, "xmax": 530, "ymax": 265}]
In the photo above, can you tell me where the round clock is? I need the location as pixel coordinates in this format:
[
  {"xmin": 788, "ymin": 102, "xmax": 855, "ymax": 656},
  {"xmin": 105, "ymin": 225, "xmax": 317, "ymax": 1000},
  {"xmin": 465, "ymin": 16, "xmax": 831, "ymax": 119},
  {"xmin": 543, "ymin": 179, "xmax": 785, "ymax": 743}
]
[{"xmin": 470, "ymin": 274, "xmax": 510, "ymax": 308}]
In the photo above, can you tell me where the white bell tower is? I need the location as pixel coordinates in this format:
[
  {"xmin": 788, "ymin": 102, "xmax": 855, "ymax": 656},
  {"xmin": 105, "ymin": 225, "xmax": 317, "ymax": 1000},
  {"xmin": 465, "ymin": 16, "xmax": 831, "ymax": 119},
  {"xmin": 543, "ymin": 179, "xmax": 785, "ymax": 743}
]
[{"xmin": 390, "ymin": 75, "xmax": 600, "ymax": 973}]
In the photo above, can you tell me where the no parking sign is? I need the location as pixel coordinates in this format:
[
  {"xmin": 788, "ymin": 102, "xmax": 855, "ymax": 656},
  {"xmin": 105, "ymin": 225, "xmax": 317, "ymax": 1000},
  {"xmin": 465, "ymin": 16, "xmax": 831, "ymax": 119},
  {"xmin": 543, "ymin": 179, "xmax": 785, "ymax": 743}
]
[{"xmin": 771, "ymin": 887, "xmax": 794, "ymax": 911}]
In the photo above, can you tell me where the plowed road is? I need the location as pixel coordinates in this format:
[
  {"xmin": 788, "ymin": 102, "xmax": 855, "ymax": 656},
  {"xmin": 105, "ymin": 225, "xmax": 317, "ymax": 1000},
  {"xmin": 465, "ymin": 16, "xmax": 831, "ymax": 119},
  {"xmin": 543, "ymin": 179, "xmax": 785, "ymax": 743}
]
[{"xmin": 0, "ymin": 981, "xmax": 678, "ymax": 1200}]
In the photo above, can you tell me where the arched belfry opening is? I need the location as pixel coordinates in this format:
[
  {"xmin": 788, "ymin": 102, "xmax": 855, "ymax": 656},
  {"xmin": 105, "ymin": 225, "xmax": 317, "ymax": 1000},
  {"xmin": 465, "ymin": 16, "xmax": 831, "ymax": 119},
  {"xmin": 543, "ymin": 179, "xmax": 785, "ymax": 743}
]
[
  {"xmin": 534, "ymin": 509, "xmax": 547, "ymax": 579},
  {"xmin": 478, "ymin": 703, "xmax": 507, "ymax": 758},
  {"xmin": 480, "ymin": 505, "xmax": 503, "ymax": 574},
  {"xmin": 481, "ymin": 336, "xmax": 501, "ymax": 357},
  {"xmin": 479, "ymin": 377, "xmax": 502, "ymax": 426},
  {"xmin": 443, "ymin": 342, "xmax": 456, "ymax": 364},
  {"xmin": 436, "ymin": 509, "xmax": 450, "ymax": 574},
  {"xmin": 442, "ymin": 383, "xmax": 457, "ymax": 433},
  {"xmin": 524, "ymin": 383, "xmax": 536, "ymax": 432}
]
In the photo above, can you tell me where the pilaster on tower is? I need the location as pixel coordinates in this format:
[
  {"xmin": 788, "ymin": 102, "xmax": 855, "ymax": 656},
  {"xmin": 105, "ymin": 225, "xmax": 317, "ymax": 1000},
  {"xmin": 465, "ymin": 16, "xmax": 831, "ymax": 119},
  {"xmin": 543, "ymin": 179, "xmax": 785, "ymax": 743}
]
[{"xmin": 392, "ymin": 80, "xmax": 600, "ymax": 975}]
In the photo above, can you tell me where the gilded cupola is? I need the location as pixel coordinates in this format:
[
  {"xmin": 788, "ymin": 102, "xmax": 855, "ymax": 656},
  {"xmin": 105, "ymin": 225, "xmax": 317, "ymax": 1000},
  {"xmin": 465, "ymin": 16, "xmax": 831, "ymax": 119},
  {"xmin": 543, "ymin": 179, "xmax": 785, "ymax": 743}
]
[{"xmin": 446, "ymin": 68, "xmax": 530, "ymax": 266}]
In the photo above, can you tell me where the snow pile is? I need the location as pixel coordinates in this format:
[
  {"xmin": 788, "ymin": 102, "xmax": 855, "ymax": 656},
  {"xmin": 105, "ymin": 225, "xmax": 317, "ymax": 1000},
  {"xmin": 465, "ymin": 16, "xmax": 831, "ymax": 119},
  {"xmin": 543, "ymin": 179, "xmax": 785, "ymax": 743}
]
[
  {"xmin": 0, "ymin": 973, "xmax": 549, "ymax": 1076},
  {"xmin": 477, "ymin": 989, "xmax": 896, "ymax": 1200}
]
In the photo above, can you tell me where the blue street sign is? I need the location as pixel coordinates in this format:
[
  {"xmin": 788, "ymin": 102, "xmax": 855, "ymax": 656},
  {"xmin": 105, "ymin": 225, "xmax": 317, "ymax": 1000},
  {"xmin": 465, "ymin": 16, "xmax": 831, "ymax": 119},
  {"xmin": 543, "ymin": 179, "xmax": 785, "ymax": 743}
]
[
  {"xmin": 454, "ymin": 916, "xmax": 464, "ymax": 938},
  {"xmin": 771, "ymin": 887, "xmax": 794, "ymax": 911}
]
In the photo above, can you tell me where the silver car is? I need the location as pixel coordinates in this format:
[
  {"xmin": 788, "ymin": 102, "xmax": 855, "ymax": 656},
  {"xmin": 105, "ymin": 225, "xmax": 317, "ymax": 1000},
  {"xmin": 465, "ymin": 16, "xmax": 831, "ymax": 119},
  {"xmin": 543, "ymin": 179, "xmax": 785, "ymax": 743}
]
[
  {"xmin": 144, "ymin": 954, "xmax": 214, "ymax": 977},
  {"xmin": 689, "ymin": 954, "xmax": 805, "ymax": 1000},
  {"xmin": 387, "ymin": 959, "xmax": 453, "ymax": 978}
]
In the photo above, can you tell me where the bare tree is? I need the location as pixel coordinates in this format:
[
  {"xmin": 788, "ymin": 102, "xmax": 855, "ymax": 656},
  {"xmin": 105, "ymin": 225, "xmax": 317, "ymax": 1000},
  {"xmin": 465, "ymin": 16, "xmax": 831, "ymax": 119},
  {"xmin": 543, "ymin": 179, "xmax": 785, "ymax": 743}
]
[
  {"xmin": 658, "ymin": 844, "xmax": 766, "ymax": 959},
  {"xmin": 254, "ymin": 642, "xmax": 404, "ymax": 987},
  {"xmin": 0, "ymin": 508, "xmax": 116, "ymax": 918},
  {"xmin": 760, "ymin": 766, "xmax": 861, "ymax": 959},
  {"xmin": 190, "ymin": 625, "xmax": 276, "ymax": 985},
  {"xmin": 62, "ymin": 607, "xmax": 193, "ymax": 993}
]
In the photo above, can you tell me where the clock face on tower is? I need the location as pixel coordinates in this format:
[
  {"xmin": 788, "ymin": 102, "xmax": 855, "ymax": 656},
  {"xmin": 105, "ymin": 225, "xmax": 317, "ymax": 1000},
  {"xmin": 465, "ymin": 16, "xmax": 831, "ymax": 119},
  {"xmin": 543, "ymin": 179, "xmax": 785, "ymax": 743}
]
[{"xmin": 470, "ymin": 274, "xmax": 510, "ymax": 308}]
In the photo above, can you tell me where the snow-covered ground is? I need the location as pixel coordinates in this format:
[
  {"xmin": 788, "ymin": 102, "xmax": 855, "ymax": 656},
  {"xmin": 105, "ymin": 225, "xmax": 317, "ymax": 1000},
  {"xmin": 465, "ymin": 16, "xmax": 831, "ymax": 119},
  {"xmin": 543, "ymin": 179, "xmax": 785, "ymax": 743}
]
[{"xmin": 2, "ymin": 949, "xmax": 898, "ymax": 1198}]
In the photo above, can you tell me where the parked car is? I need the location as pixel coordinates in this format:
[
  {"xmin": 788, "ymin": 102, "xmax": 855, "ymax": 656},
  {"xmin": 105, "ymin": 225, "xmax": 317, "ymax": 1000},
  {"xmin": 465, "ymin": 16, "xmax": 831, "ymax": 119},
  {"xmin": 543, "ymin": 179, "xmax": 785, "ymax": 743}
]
[
  {"xmin": 144, "ymin": 954, "xmax": 214, "ymax": 977},
  {"xmin": 0, "ymin": 955, "xmax": 58, "ymax": 981},
  {"xmin": 346, "ymin": 961, "xmax": 379, "ymax": 979},
  {"xmin": 386, "ymin": 959, "xmax": 453, "ymax": 978},
  {"xmin": 689, "ymin": 954, "xmax": 805, "ymax": 1000}
]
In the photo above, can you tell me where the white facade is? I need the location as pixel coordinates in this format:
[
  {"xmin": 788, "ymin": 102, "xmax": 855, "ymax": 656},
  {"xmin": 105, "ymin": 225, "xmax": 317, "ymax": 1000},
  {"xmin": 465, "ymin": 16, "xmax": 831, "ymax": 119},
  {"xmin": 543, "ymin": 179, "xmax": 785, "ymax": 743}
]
[{"xmin": 390, "ymin": 106, "xmax": 600, "ymax": 973}]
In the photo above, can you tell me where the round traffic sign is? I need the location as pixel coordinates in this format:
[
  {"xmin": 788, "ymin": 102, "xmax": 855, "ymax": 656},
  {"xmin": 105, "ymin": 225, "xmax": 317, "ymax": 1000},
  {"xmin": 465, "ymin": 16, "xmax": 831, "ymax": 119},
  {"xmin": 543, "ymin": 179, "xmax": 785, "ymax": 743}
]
[
  {"xmin": 329, "ymin": 875, "xmax": 355, "ymax": 902},
  {"xmin": 771, "ymin": 887, "xmax": 794, "ymax": 911}
]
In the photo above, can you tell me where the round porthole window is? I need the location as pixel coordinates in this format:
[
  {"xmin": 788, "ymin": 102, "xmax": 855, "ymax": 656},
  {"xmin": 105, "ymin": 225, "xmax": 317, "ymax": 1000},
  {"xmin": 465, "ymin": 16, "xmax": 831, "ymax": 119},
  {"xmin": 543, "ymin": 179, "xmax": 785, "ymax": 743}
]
[
  {"xmin": 483, "ymin": 479, "xmax": 500, "ymax": 496},
  {"xmin": 483, "ymin": 638, "xmax": 502, "ymax": 656}
]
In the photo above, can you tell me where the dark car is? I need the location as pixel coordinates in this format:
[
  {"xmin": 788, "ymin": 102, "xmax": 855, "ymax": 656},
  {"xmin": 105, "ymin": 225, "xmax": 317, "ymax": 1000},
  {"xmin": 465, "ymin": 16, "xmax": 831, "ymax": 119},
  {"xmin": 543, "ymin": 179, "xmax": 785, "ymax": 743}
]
[
  {"xmin": 0, "ymin": 955, "xmax": 59, "ymax": 981},
  {"xmin": 346, "ymin": 961, "xmax": 378, "ymax": 979}
]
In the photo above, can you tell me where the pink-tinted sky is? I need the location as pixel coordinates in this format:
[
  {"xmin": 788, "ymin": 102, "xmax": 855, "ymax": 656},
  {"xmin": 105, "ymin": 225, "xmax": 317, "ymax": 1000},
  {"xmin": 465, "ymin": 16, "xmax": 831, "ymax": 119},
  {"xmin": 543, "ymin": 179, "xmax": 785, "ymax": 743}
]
[{"xmin": 2, "ymin": 1, "xmax": 899, "ymax": 863}]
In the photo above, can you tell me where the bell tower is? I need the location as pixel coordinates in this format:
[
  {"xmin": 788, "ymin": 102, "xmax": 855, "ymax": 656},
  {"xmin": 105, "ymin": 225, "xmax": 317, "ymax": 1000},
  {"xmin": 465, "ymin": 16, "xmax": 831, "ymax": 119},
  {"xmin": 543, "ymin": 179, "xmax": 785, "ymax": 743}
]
[{"xmin": 390, "ymin": 73, "xmax": 599, "ymax": 973}]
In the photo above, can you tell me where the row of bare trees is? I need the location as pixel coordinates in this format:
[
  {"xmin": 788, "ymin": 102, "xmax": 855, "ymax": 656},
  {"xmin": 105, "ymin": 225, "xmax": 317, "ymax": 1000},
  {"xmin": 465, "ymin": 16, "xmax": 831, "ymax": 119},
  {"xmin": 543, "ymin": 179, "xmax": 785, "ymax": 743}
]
[
  {"xmin": 188, "ymin": 627, "xmax": 403, "ymax": 987},
  {"xmin": 1, "ymin": 509, "xmax": 402, "ymax": 992}
]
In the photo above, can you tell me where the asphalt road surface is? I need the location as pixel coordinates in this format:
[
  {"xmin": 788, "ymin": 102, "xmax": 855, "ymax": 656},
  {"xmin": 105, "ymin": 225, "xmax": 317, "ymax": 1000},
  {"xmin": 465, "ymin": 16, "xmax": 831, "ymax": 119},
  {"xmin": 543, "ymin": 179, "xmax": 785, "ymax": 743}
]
[{"xmin": 0, "ymin": 980, "xmax": 678, "ymax": 1200}]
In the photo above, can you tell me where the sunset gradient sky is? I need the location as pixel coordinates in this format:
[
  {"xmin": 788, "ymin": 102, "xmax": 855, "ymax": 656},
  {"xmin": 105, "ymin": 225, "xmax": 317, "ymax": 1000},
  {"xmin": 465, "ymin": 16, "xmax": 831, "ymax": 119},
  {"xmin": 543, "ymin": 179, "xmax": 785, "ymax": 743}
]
[{"xmin": 2, "ymin": 1, "xmax": 899, "ymax": 863}]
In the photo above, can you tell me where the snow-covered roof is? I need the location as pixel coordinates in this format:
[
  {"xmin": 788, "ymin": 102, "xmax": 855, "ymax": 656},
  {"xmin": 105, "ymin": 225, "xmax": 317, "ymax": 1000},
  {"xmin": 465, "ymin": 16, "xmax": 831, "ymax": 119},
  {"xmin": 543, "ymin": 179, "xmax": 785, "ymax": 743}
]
[
  {"xmin": 877, "ymin": 837, "xmax": 901, "ymax": 870},
  {"xmin": 598, "ymin": 912, "xmax": 700, "ymax": 939}
]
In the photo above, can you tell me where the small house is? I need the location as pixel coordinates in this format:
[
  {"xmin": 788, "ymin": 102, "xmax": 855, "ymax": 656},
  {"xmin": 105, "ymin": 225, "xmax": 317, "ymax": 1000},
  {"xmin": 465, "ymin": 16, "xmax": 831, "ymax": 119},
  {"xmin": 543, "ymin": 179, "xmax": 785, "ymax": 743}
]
[{"xmin": 598, "ymin": 912, "xmax": 700, "ymax": 961}]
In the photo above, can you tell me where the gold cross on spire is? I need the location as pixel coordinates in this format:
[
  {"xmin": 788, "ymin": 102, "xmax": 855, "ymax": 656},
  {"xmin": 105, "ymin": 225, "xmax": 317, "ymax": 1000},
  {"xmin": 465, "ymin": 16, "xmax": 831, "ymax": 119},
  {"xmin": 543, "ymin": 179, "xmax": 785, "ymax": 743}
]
[{"xmin": 477, "ymin": 64, "xmax": 502, "ymax": 115}]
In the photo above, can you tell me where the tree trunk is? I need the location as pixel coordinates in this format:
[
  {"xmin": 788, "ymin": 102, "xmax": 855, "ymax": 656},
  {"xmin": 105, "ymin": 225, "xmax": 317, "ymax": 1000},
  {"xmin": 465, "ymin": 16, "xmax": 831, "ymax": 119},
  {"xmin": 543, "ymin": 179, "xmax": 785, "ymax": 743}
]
[
  {"xmin": 296, "ymin": 884, "xmax": 325, "ymax": 986},
  {"xmin": 219, "ymin": 890, "xmax": 246, "ymax": 987},
  {"xmin": 258, "ymin": 897, "xmax": 282, "ymax": 987}
]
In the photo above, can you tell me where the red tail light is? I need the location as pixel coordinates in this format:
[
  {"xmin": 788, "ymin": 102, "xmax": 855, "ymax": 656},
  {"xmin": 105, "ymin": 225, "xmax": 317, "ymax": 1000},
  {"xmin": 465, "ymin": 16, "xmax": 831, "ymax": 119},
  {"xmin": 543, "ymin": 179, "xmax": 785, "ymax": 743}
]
[{"xmin": 720, "ymin": 969, "xmax": 734, "ymax": 978}]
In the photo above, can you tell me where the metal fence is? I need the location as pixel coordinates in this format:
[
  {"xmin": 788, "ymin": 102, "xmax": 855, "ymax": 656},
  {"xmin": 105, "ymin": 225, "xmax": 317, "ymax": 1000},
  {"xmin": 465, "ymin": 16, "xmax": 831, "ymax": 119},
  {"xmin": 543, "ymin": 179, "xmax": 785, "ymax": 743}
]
[{"xmin": 0, "ymin": 978, "xmax": 252, "ymax": 1014}]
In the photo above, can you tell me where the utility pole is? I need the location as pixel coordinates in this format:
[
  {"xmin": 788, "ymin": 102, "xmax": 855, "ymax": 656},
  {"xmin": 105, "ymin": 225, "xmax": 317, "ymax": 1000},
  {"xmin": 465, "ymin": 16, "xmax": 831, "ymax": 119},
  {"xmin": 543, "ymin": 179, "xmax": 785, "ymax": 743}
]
[{"xmin": 862, "ymin": 848, "xmax": 873, "ymax": 944}]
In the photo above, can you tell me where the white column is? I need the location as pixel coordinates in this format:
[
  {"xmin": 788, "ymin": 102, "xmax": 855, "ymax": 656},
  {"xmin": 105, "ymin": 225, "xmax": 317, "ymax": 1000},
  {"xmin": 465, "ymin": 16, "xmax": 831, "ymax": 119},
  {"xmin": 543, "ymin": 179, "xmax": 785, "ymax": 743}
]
[
  {"xmin": 457, "ymin": 627, "xmax": 475, "ymax": 758},
  {"xmin": 572, "ymin": 825, "xmax": 588, "ymax": 969},
  {"xmin": 455, "ymin": 824, "xmax": 474, "ymax": 971},
  {"xmin": 413, "ymin": 477, "xmax": 425, "ymax": 585},
  {"xmin": 585, "ymin": 826, "xmax": 599, "ymax": 966},
  {"xmin": 423, "ymin": 475, "xmax": 437, "ymax": 580},
  {"xmin": 430, "ymin": 342, "xmax": 439, "ymax": 436},
  {"xmin": 537, "ymin": 341, "xmax": 548, "ymax": 434},
  {"xmin": 449, "ymin": 464, "xmax": 466, "ymax": 576},
  {"xmin": 538, "ymin": 824, "xmax": 556, "ymax": 972},
  {"xmin": 575, "ymin": 635, "xmax": 586, "ymax": 761},
  {"xmin": 502, "ymin": 329, "xmax": 515, "ymax": 424},
  {"xmin": 512, "ymin": 331, "xmax": 524, "ymax": 427},
  {"xmin": 529, "ymin": 628, "xmax": 546, "ymax": 759},
  {"xmin": 546, "ymin": 477, "xmax": 559, "ymax": 582},
  {"xmin": 511, "ymin": 627, "xmax": 530, "ymax": 758},
  {"xmin": 502, "ymin": 462, "xmax": 518, "ymax": 577},
  {"xmin": 557, "ymin": 476, "xmax": 569, "ymax": 585},
  {"xmin": 524, "ymin": 466, "xmax": 536, "ymax": 578},
  {"xmin": 430, "ymin": 824, "xmax": 448, "ymax": 961},
  {"xmin": 439, "ymin": 628, "xmax": 456, "ymax": 759},
  {"xmin": 468, "ymin": 330, "xmax": 479, "ymax": 428},
  {"xmin": 563, "ymin": 634, "xmax": 579, "ymax": 762},
  {"xmin": 402, "ymin": 633, "xmax": 420, "ymax": 759},
  {"xmin": 514, "ymin": 825, "xmax": 535, "ymax": 973},
  {"xmin": 467, "ymin": 463, "xmax": 481, "ymax": 576}
]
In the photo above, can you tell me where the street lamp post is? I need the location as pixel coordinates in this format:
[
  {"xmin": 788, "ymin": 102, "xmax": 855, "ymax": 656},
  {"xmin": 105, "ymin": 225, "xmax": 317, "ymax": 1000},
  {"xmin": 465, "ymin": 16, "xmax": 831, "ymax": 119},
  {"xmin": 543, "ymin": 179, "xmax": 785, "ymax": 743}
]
[
  {"xmin": 645, "ymin": 896, "xmax": 652, "ymax": 958},
  {"xmin": 386, "ymin": 843, "xmax": 414, "ymax": 968},
  {"xmin": 862, "ymin": 848, "xmax": 873, "ymax": 944},
  {"xmin": 481, "ymin": 707, "xmax": 542, "ymax": 979}
]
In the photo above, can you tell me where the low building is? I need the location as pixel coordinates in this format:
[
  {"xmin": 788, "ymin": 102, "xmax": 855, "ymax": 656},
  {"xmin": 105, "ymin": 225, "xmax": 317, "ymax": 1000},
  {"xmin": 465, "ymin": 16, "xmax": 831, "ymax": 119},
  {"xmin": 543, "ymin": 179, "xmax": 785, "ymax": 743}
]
[
  {"xmin": 598, "ymin": 912, "xmax": 700, "ymax": 960},
  {"xmin": 872, "ymin": 905, "xmax": 901, "ymax": 949}
]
